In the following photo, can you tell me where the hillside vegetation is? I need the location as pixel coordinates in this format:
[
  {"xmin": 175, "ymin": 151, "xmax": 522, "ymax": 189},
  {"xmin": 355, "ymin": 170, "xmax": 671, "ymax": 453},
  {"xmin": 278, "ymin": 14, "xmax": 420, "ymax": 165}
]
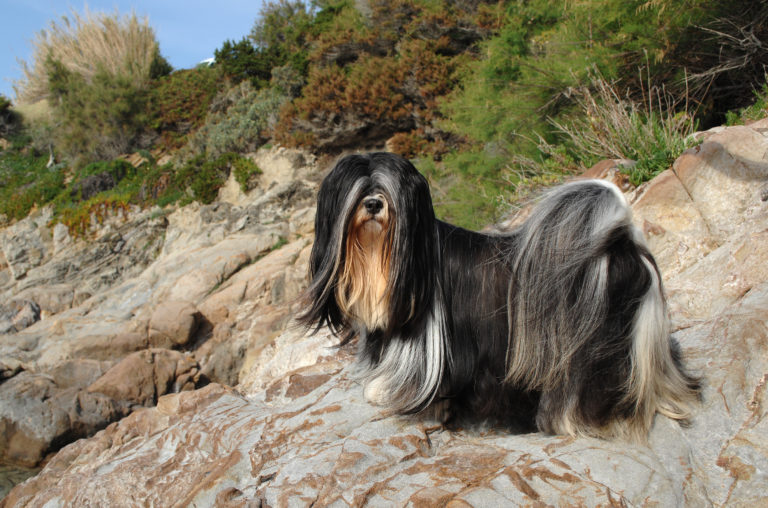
[{"xmin": 2, "ymin": 0, "xmax": 768, "ymax": 229}]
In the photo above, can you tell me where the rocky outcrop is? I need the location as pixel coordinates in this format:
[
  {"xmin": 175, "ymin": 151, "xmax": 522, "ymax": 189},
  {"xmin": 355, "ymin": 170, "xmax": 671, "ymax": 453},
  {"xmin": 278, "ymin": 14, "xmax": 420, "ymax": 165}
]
[
  {"xmin": 4, "ymin": 124, "xmax": 768, "ymax": 505},
  {"xmin": 0, "ymin": 147, "xmax": 318, "ymax": 478}
]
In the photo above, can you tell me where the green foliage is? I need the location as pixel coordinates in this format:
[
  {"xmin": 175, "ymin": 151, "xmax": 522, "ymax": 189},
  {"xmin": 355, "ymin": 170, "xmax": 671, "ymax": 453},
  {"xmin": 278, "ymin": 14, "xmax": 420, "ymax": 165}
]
[
  {"xmin": 175, "ymin": 152, "xmax": 257, "ymax": 204},
  {"xmin": 276, "ymin": 0, "xmax": 477, "ymax": 148},
  {"xmin": 148, "ymin": 66, "xmax": 222, "ymax": 149},
  {"xmin": 232, "ymin": 156, "xmax": 262, "ymax": 192},
  {"xmin": 0, "ymin": 94, "xmax": 21, "ymax": 138},
  {"xmin": 725, "ymin": 82, "xmax": 768, "ymax": 126},
  {"xmin": 543, "ymin": 76, "xmax": 698, "ymax": 184},
  {"xmin": 250, "ymin": 0, "xmax": 316, "ymax": 76},
  {"xmin": 185, "ymin": 81, "xmax": 288, "ymax": 158},
  {"xmin": 46, "ymin": 57, "xmax": 151, "ymax": 167},
  {"xmin": 149, "ymin": 48, "xmax": 173, "ymax": 78},
  {"xmin": 0, "ymin": 150, "xmax": 64, "ymax": 222},
  {"xmin": 215, "ymin": 38, "xmax": 272, "ymax": 88}
]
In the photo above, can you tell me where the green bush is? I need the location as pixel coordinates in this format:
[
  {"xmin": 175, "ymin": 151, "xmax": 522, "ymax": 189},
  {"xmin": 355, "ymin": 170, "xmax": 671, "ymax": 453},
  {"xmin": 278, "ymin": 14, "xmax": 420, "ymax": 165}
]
[
  {"xmin": 725, "ymin": 82, "xmax": 768, "ymax": 126},
  {"xmin": 250, "ymin": 0, "xmax": 316, "ymax": 76},
  {"xmin": 0, "ymin": 150, "xmax": 64, "ymax": 222},
  {"xmin": 175, "ymin": 152, "xmax": 258, "ymax": 204},
  {"xmin": 46, "ymin": 58, "xmax": 151, "ymax": 167},
  {"xmin": 148, "ymin": 66, "xmax": 222, "ymax": 149},
  {"xmin": 0, "ymin": 94, "xmax": 21, "ymax": 138},
  {"xmin": 184, "ymin": 81, "xmax": 288, "ymax": 158},
  {"xmin": 215, "ymin": 38, "xmax": 272, "ymax": 88}
]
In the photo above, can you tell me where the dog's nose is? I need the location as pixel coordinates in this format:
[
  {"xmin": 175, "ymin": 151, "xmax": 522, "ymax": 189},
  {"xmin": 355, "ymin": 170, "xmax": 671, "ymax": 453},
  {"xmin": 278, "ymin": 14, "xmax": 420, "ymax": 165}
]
[{"xmin": 364, "ymin": 198, "xmax": 384, "ymax": 215}]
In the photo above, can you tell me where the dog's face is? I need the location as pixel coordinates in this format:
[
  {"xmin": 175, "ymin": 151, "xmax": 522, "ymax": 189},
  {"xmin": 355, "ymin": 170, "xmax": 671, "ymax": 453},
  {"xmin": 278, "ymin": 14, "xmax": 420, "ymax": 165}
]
[
  {"xmin": 301, "ymin": 152, "xmax": 438, "ymax": 338},
  {"xmin": 339, "ymin": 190, "xmax": 394, "ymax": 330}
]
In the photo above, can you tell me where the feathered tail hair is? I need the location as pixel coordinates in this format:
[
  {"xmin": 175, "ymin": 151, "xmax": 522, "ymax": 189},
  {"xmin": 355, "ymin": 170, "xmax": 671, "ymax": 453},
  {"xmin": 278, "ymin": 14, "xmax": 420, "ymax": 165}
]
[{"xmin": 505, "ymin": 180, "xmax": 699, "ymax": 440}]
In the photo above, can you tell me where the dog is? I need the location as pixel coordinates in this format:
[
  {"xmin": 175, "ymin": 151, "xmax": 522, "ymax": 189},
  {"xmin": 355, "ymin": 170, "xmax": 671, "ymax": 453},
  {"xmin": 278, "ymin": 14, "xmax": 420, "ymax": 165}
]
[{"xmin": 299, "ymin": 152, "xmax": 699, "ymax": 440}]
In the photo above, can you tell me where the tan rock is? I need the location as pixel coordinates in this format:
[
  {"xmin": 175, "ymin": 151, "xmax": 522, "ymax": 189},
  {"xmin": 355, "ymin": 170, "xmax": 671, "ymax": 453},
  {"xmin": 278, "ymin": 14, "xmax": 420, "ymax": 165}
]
[
  {"xmin": 672, "ymin": 125, "xmax": 768, "ymax": 242},
  {"xmin": 630, "ymin": 169, "xmax": 717, "ymax": 277},
  {"xmin": 147, "ymin": 301, "xmax": 200, "ymax": 348},
  {"xmin": 87, "ymin": 349, "xmax": 200, "ymax": 407}
]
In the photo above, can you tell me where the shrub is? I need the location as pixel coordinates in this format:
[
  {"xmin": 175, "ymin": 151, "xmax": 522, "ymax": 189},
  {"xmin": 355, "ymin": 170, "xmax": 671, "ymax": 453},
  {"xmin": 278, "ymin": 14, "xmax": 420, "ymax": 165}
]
[
  {"xmin": 184, "ymin": 81, "xmax": 288, "ymax": 158},
  {"xmin": 0, "ymin": 151, "xmax": 64, "ymax": 223},
  {"xmin": 148, "ymin": 66, "xmax": 222, "ymax": 149},
  {"xmin": 215, "ymin": 38, "xmax": 272, "ymax": 88},
  {"xmin": 46, "ymin": 59, "xmax": 151, "ymax": 166},
  {"xmin": 547, "ymin": 76, "xmax": 698, "ymax": 185},
  {"xmin": 0, "ymin": 95, "xmax": 21, "ymax": 138},
  {"xmin": 175, "ymin": 152, "xmax": 257, "ymax": 204},
  {"xmin": 725, "ymin": 82, "xmax": 768, "ymax": 125},
  {"xmin": 250, "ymin": 0, "xmax": 315, "ymax": 76}
]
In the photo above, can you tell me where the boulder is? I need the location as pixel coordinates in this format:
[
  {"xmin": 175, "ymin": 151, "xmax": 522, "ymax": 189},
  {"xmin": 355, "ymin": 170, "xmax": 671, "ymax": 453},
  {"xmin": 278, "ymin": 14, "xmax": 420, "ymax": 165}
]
[
  {"xmin": 0, "ymin": 209, "xmax": 52, "ymax": 280},
  {"xmin": 147, "ymin": 301, "xmax": 201, "ymax": 348},
  {"xmin": 0, "ymin": 372, "xmax": 122, "ymax": 468},
  {"xmin": 87, "ymin": 349, "xmax": 202, "ymax": 408},
  {"xmin": 0, "ymin": 350, "xmax": 202, "ymax": 469}
]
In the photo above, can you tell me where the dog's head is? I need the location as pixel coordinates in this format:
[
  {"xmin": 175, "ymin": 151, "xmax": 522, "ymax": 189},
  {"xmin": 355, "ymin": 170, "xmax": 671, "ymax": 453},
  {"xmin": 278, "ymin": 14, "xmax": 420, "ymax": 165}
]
[{"xmin": 300, "ymin": 152, "xmax": 438, "ymax": 339}]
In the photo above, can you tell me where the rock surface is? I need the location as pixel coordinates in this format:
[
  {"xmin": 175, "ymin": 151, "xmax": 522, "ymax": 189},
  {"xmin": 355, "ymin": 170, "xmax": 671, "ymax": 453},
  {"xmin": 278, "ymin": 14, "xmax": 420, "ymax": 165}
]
[
  {"xmin": 4, "ymin": 125, "xmax": 768, "ymax": 505},
  {"xmin": 0, "ymin": 147, "xmax": 318, "ymax": 475}
]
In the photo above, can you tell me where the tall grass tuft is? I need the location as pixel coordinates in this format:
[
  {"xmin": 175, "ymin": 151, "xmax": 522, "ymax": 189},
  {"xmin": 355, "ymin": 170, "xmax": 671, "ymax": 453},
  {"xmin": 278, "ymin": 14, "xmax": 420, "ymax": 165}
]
[
  {"xmin": 14, "ymin": 8, "xmax": 162, "ymax": 104},
  {"xmin": 546, "ymin": 74, "xmax": 698, "ymax": 185}
]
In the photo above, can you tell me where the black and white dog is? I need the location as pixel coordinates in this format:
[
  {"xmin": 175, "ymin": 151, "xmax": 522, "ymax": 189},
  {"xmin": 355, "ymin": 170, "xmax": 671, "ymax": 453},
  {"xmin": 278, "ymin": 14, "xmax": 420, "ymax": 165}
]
[{"xmin": 300, "ymin": 152, "xmax": 698, "ymax": 440}]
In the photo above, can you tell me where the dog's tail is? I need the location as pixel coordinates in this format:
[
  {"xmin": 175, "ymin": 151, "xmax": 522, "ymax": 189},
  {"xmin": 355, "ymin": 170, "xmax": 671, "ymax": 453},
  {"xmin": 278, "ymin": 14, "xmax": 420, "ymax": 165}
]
[{"xmin": 505, "ymin": 179, "xmax": 699, "ymax": 439}]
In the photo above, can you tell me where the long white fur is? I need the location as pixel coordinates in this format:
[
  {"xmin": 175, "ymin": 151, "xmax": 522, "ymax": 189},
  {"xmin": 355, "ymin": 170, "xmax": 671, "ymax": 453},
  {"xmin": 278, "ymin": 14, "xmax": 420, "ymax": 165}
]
[{"xmin": 361, "ymin": 298, "xmax": 449, "ymax": 413}]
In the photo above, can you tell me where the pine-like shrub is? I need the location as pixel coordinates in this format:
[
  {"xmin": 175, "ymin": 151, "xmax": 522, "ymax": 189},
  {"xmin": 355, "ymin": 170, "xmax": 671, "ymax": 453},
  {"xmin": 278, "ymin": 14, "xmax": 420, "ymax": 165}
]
[{"xmin": 148, "ymin": 66, "xmax": 222, "ymax": 149}]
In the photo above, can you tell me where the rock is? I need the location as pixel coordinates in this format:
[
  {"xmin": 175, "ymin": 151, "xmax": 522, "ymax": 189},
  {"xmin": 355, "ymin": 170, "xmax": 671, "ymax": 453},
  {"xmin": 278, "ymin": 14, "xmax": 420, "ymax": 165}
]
[
  {"xmin": 0, "ymin": 148, "xmax": 318, "ymax": 479},
  {"xmin": 671, "ymin": 125, "xmax": 768, "ymax": 243},
  {"xmin": 87, "ymin": 349, "xmax": 202, "ymax": 408},
  {"xmin": 0, "ymin": 350, "xmax": 202, "ymax": 469},
  {"xmin": 0, "ymin": 300, "xmax": 41, "ymax": 334},
  {"xmin": 51, "ymin": 223, "xmax": 71, "ymax": 254},
  {"xmin": 12, "ymin": 284, "xmax": 74, "ymax": 316},
  {"xmin": 48, "ymin": 359, "xmax": 112, "ymax": 390},
  {"xmin": 0, "ymin": 209, "xmax": 52, "ymax": 280},
  {"xmin": 147, "ymin": 301, "xmax": 200, "ymax": 348},
  {"xmin": 0, "ymin": 372, "xmax": 122, "ymax": 468},
  {"xmin": 0, "ymin": 357, "xmax": 24, "ymax": 381},
  {"xmin": 629, "ymin": 169, "xmax": 717, "ymax": 279}
]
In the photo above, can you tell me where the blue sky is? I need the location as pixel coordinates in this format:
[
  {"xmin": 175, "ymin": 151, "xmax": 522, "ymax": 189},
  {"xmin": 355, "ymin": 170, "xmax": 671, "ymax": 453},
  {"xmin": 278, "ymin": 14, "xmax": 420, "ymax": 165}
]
[{"xmin": 0, "ymin": 0, "xmax": 266, "ymax": 100}]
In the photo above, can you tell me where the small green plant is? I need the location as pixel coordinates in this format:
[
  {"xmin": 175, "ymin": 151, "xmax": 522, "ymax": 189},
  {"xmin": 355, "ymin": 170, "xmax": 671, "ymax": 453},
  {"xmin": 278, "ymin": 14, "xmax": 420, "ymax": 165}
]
[
  {"xmin": 174, "ymin": 152, "xmax": 258, "ymax": 204},
  {"xmin": 0, "ymin": 150, "xmax": 64, "ymax": 222},
  {"xmin": 725, "ymin": 82, "xmax": 768, "ymax": 126},
  {"xmin": 232, "ymin": 157, "xmax": 262, "ymax": 192},
  {"xmin": 546, "ymin": 76, "xmax": 697, "ymax": 186}
]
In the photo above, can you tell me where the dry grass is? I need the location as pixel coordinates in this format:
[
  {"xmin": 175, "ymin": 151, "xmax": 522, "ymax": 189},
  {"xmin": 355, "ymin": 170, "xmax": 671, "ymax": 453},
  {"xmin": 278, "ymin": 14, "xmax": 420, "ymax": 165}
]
[
  {"xmin": 14, "ymin": 8, "xmax": 159, "ymax": 104},
  {"xmin": 548, "ymin": 76, "xmax": 696, "ymax": 165}
]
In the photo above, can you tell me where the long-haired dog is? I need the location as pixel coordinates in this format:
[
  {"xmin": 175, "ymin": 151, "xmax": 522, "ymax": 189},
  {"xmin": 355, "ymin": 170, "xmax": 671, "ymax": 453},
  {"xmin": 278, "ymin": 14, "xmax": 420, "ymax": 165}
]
[{"xmin": 300, "ymin": 152, "xmax": 699, "ymax": 440}]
